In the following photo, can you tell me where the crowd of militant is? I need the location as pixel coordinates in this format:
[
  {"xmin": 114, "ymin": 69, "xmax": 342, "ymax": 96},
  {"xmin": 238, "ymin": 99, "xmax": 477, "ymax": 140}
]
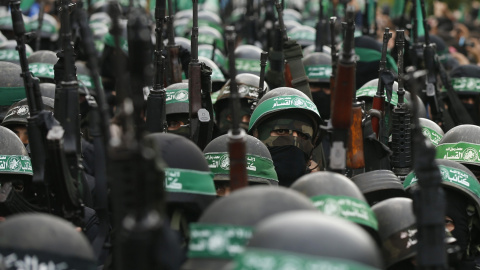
[{"xmin": 1, "ymin": 0, "xmax": 480, "ymax": 269}]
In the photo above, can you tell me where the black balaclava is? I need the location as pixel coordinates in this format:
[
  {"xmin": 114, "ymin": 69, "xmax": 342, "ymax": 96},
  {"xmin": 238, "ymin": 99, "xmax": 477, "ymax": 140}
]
[
  {"xmin": 445, "ymin": 189, "xmax": 471, "ymax": 256},
  {"xmin": 312, "ymin": 89, "xmax": 330, "ymax": 121},
  {"xmin": 269, "ymin": 145, "xmax": 308, "ymax": 187}
]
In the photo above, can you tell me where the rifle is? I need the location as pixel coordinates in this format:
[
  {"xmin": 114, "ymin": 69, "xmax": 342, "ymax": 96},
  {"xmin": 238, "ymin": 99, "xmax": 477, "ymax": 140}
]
[
  {"xmin": 250, "ymin": 51, "xmax": 268, "ymax": 113},
  {"xmin": 314, "ymin": 0, "xmax": 325, "ymax": 52},
  {"xmin": 407, "ymin": 68, "xmax": 447, "ymax": 270},
  {"xmin": 10, "ymin": 0, "xmax": 84, "ymax": 227},
  {"xmin": 329, "ymin": 6, "xmax": 355, "ymax": 173},
  {"xmin": 146, "ymin": 0, "xmax": 168, "ymax": 133},
  {"xmin": 362, "ymin": 0, "xmax": 369, "ymax": 36},
  {"xmin": 420, "ymin": 0, "xmax": 443, "ymax": 126},
  {"xmin": 188, "ymin": 0, "xmax": 213, "ymax": 150},
  {"xmin": 165, "ymin": 0, "xmax": 183, "ymax": 85},
  {"xmin": 370, "ymin": 28, "xmax": 391, "ymax": 140},
  {"xmin": 226, "ymin": 26, "xmax": 248, "ymax": 191},
  {"xmin": 264, "ymin": 1, "xmax": 286, "ymax": 90},
  {"xmin": 329, "ymin": 16, "xmax": 337, "ymax": 112},
  {"xmin": 35, "ymin": 0, "xmax": 45, "ymax": 51},
  {"xmin": 245, "ymin": 0, "xmax": 257, "ymax": 45},
  {"xmin": 111, "ymin": 6, "xmax": 166, "ymax": 269},
  {"xmin": 391, "ymin": 30, "xmax": 412, "ymax": 180},
  {"xmin": 410, "ymin": 0, "xmax": 424, "ymax": 68}
]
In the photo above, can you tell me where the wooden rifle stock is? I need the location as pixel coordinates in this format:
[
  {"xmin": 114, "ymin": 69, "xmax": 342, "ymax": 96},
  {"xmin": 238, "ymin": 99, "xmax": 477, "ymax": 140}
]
[
  {"xmin": 346, "ymin": 102, "xmax": 365, "ymax": 175},
  {"xmin": 226, "ymin": 26, "xmax": 247, "ymax": 191}
]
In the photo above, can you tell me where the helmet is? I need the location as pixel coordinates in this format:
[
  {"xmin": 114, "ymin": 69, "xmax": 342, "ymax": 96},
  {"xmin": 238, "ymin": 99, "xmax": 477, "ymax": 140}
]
[
  {"xmin": 39, "ymin": 83, "xmax": 56, "ymax": 99},
  {"xmin": 372, "ymin": 198, "xmax": 417, "ymax": 268},
  {"xmin": 196, "ymin": 26, "xmax": 224, "ymax": 52},
  {"xmin": 234, "ymin": 45, "xmax": 264, "ymax": 76},
  {"xmin": 419, "ymin": 118, "xmax": 444, "ymax": 146},
  {"xmin": 198, "ymin": 44, "xmax": 226, "ymax": 69},
  {"xmin": 197, "ymin": 10, "xmax": 223, "ymax": 34},
  {"xmin": 165, "ymin": 82, "xmax": 190, "ymax": 137},
  {"xmin": 198, "ymin": 56, "xmax": 225, "ymax": 91},
  {"xmin": 164, "ymin": 37, "xmax": 192, "ymax": 52},
  {"xmin": 0, "ymin": 213, "xmax": 96, "ymax": 270},
  {"xmin": 145, "ymin": 133, "xmax": 215, "ymax": 214},
  {"xmin": 249, "ymin": 87, "xmax": 322, "ymax": 151},
  {"xmin": 27, "ymin": 13, "xmax": 59, "ymax": 51},
  {"xmin": 449, "ymin": 65, "xmax": 480, "ymax": 96},
  {"xmin": 282, "ymin": 9, "xmax": 303, "ymax": 23},
  {"xmin": 435, "ymin": 125, "xmax": 480, "ymax": 171},
  {"xmin": 351, "ymin": 170, "xmax": 408, "ymax": 206},
  {"xmin": 0, "ymin": 126, "xmax": 32, "ymax": 178},
  {"xmin": 182, "ymin": 186, "xmax": 316, "ymax": 269},
  {"xmin": 284, "ymin": 20, "xmax": 302, "ymax": 32},
  {"xmin": 89, "ymin": 12, "xmax": 112, "ymax": 28},
  {"xmin": 27, "ymin": 50, "xmax": 58, "ymax": 84},
  {"xmin": 302, "ymin": 52, "xmax": 332, "ymax": 84},
  {"xmin": 290, "ymin": 171, "xmax": 379, "ymax": 240},
  {"xmin": 287, "ymin": 25, "xmax": 316, "ymax": 48},
  {"xmin": 302, "ymin": 44, "xmax": 331, "ymax": 56},
  {"xmin": 234, "ymin": 211, "xmax": 383, "ymax": 269},
  {"xmin": 203, "ymin": 134, "xmax": 278, "ymax": 185},
  {"xmin": 0, "ymin": 40, "xmax": 33, "ymax": 64},
  {"xmin": 0, "ymin": 14, "xmax": 30, "ymax": 40},
  {"xmin": 0, "ymin": 62, "xmax": 25, "ymax": 121},
  {"xmin": 1, "ymin": 97, "xmax": 54, "ymax": 128}
]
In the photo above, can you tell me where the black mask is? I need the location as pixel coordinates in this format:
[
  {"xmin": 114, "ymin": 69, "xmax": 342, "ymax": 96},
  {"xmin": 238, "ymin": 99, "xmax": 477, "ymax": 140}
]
[
  {"xmin": 79, "ymin": 100, "xmax": 90, "ymax": 120},
  {"xmin": 445, "ymin": 189, "xmax": 470, "ymax": 256},
  {"xmin": 312, "ymin": 91, "xmax": 330, "ymax": 121},
  {"xmin": 463, "ymin": 103, "xmax": 480, "ymax": 125},
  {"xmin": 269, "ymin": 145, "xmax": 307, "ymax": 187}
]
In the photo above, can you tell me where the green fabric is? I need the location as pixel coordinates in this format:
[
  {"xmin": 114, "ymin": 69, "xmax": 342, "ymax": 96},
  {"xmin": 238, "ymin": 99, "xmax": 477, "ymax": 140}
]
[
  {"xmin": 421, "ymin": 127, "xmax": 443, "ymax": 146},
  {"xmin": 29, "ymin": 63, "xmax": 54, "ymax": 79},
  {"xmin": 198, "ymin": 48, "xmax": 226, "ymax": 67},
  {"xmin": 77, "ymin": 74, "xmax": 94, "ymax": 89},
  {"xmin": 204, "ymin": 153, "xmax": 278, "ymax": 181},
  {"xmin": 235, "ymin": 59, "xmax": 262, "ymax": 74},
  {"xmin": 448, "ymin": 77, "xmax": 480, "ymax": 93},
  {"xmin": 20, "ymin": 0, "xmax": 36, "ymax": 10},
  {"xmin": 310, "ymin": 194, "xmax": 378, "ymax": 230},
  {"xmin": 249, "ymin": 95, "xmax": 320, "ymax": 131},
  {"xmin": 104, "ymin": 33, "xmax": 128, "ymax": 53},
  {"xmin": 368, "ymin": 0, "xmax": 375, "ymax": 29},
  {"xmin": 188, "ymin": 223, "xmax": 253, "ymax": 259},
  {"xmin": 234, "ymin": 248, "xmax": 378, "ymax": 270},
  {"xmin": 304, "ymin": 65, "xmax": 332, "ymax": 80},
  {"xmin": 436, "ymin": 142, "xmax": 480, "ymax": 165},
  {"xmin": 356, "ymin": 86, "xmax": 404, "ymax": 106},
  {"xmin": 165, "ymin": 168, "xmax": 216, "ymax": 195},
  {"xmin": 196, "ymin": 33, "xmax": 224, "ymax": 52},
  {"xmin": 0, "ymin": 87, "xmax": 26, "ymax": 106},
  {"xmin": 28, "ymin": 20, "xmax": 57, "ymax": 34},
  {"xmin": 416, "ymin": 0, "xmax": 425, "ymax": 37},
  {"xmin": 404, "ymin": 165, "xmax": 480, "ymax": 199},
  {"xmin": 0, "ymin": 155, "xmax": 33, "ymax": 175},
  {"xmin": 211, "ymin": 90, "xmax": 220, "ymax": 104},
  {"xmin": 166, "ymin": 88, "xmax": 189, "ymax": 104},
  {"xmin": 355, "ymin": 48, "xmax": 398, "ymax": 73},
  {"xmin": 0, "ymin": 49, "xmax": 31, "ymax": 62},
  {"xmin": 391, "ymin": 0, "xmax": 405, "ymax": 18},
  {"xmin": 288, "ymin": 30, "xmax": 315, "ymax": 42}
]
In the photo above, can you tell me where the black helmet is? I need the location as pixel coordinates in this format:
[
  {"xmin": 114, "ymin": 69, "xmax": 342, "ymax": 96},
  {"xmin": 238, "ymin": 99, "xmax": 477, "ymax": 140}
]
[
  {"xmin": 182, "ymin": 186, "xmax": 316, "ymax": 269},
  {"xmin": 234, "ymin": 45, "xmax": 263, "ymax": 76},
  {"xmin": 249, "ymin": 87, "xmax": 322, "ymax": 151},
  {"xmin": 0, "ymin": 213, "xmax": 96, "ymax": 269},
  {"xmin": 145, "ymin": 133, "xmax": 216, "ymax": 213},
  {"xmin": 435, "ymin": 125, "xmax": 480, "ymax": 171},
  {"xmin": 0, "ymin": 62, "xmax": 25, "ymax": 121},
  {"xmin": 1, "ymin": 97, "xmax": 54, "ymax": 128},
  {"xmin": 291, "ymin": 171, "xmax": 379, "ymax": 239},
  {"xmin": 232, "ymin": 211, "xmax": 383, "ymax": 269},
  {"xmin": 203, "ymin": 134, "xmax": 278, "ymax": 185},
  {"xmin": 27, "ymin": 50, "xmax": 58, "ymax": 84},
  {"xmin": 165, "ymin": 82, "xmax": 190, "ymax": 137},
  {"xmin": 372, "ymin": 197, "xmax": 416, "ymax": 268},
  {"xmin": 351, "ymin": 170, "xmax": 408, "ymax": 206},
  {"xmin": 419, "ymin": 118, "xmax": 444, "ymax": 146},
  {"xmin": 287, "ymin": 25, "xmax": 316, "ymax": 48},
  {"xmin": 302, "ymin": 52, "xmax": 332, "ymax": 84}
]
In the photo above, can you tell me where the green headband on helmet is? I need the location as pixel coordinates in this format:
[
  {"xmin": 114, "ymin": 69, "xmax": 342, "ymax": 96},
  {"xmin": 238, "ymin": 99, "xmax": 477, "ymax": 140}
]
[
  {"xmin": 165, "ymin": 168, "xmax": 216, "ymax": 196},
  {"xmin": 436, "ymin": 142, "xmax": 480, "ymax": 166},
  {"xmin": 355, "ymin": 47, "xmax": 398, "ymax": 73},
  {"xmin": 0, "ymin": 155, "xmax": 33, "ymax": 176}
]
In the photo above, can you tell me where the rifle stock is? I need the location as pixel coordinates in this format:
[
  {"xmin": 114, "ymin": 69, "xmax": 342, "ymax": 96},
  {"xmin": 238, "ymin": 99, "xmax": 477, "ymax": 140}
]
[{"xmin": 346, "ymin": 102, "xmax": 365, "ymax": 176}]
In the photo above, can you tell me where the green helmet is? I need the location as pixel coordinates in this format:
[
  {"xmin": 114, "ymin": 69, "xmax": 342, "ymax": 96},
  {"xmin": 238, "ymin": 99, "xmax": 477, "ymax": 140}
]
[
  {"xmin": 290, "ymin": 171, "xmax": 379, "ymax": 240},
  {"xmin": 203, "ymin": 134, "xmax": 278, "ymax": 186},
  {"xmin": 234, "ymin": 45, "xmax": 264, "ymax": 76},
  {"xmin": 0, "ymin": 213, "xmax": 96, "ymax": 269},
  {"xmin": 1, "ymin": 97, "xmax": 54, "ymax": 128},
  {"xmin": 0, "ymin": 62, "xmax": 25, "ymax": 121},
  {"xmin": 372, "ymin": 198, "xmax": 417, "ymax": 268},
  {"xmin": 435, "ymin": 124, "xmax": 480, "ymax": 172},
  {"xmin": 249, "ymin": 87, "xmax": 322, "ymax": 154},
  {"xmin": 232, "ymin": 211, "xmax": 383, "ymax": 270},
  {"xmin": 419, "ymin": 118, "xmax": 444, "ymax": 147},
  {"xmin": 302, "ymin": 52, "xmax": 332, "ymax": 84},
  {"xmin": 351, "ymin": 170, "xmax": 407, "ymax": 206},
  {"xmin": 182, "ymin": 186, "xmax": 316, "ymax": 269}
]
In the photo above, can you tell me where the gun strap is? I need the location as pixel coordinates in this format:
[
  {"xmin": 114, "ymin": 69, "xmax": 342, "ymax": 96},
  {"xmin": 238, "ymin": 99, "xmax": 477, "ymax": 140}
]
[{"xmin": 283, "ymin": 40, "xmax": 313, "ymax": 101}]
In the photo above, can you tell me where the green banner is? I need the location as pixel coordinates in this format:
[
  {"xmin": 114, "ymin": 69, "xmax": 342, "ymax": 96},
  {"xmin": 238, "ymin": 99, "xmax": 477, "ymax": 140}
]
[
  {"xmin": 234, "ymin": 248, "xmax": 378, "ymax": 270},
  {"xmin": 0, "ymin": 87, "xmax": 26, "ymax": 106},
  {"xmin": 356, "ymin": 86, "xmax": 403, "ymax": 106},
  {"xmin": 165, "ymin": 168, "xmax": 215, "ymax": 195},
  {"xmin": 310, "ymin": 195, "xmax": 378, "ymax": 230},
  {"xmin": 204, "ymin": 153, "xmax": 278, "ymax": 181},
  {"xmin": 304, "ymin": 65, "xmax": 332, "ymax": 80},
  {"xmin": 404, "ymin": 165, "xmax": 480, "ymax": 199},
  {"xmin": 436, "ymin": 142, "xmax": 480, "ymax": 165},
  {"xmin": 188, "ymin": 223, "xmax": 253, "ymax": 259},
  {"xmin": 29, "ymin": 63, "xmax": 54, "ymax": 79},
  {"xmin": 421, "ymin": 127, "xmax": 443, "ymax": 146},
  {"xmin": 249, "ymin": 95, "xmax": 319, "ymax": 131},
  {"xmin": 0, "ymin": 155, "xmax": 33, "ymax": 175},
  {"xmin": 166, "ymin": 88, "xmax": 189, "ymax": 104}
]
